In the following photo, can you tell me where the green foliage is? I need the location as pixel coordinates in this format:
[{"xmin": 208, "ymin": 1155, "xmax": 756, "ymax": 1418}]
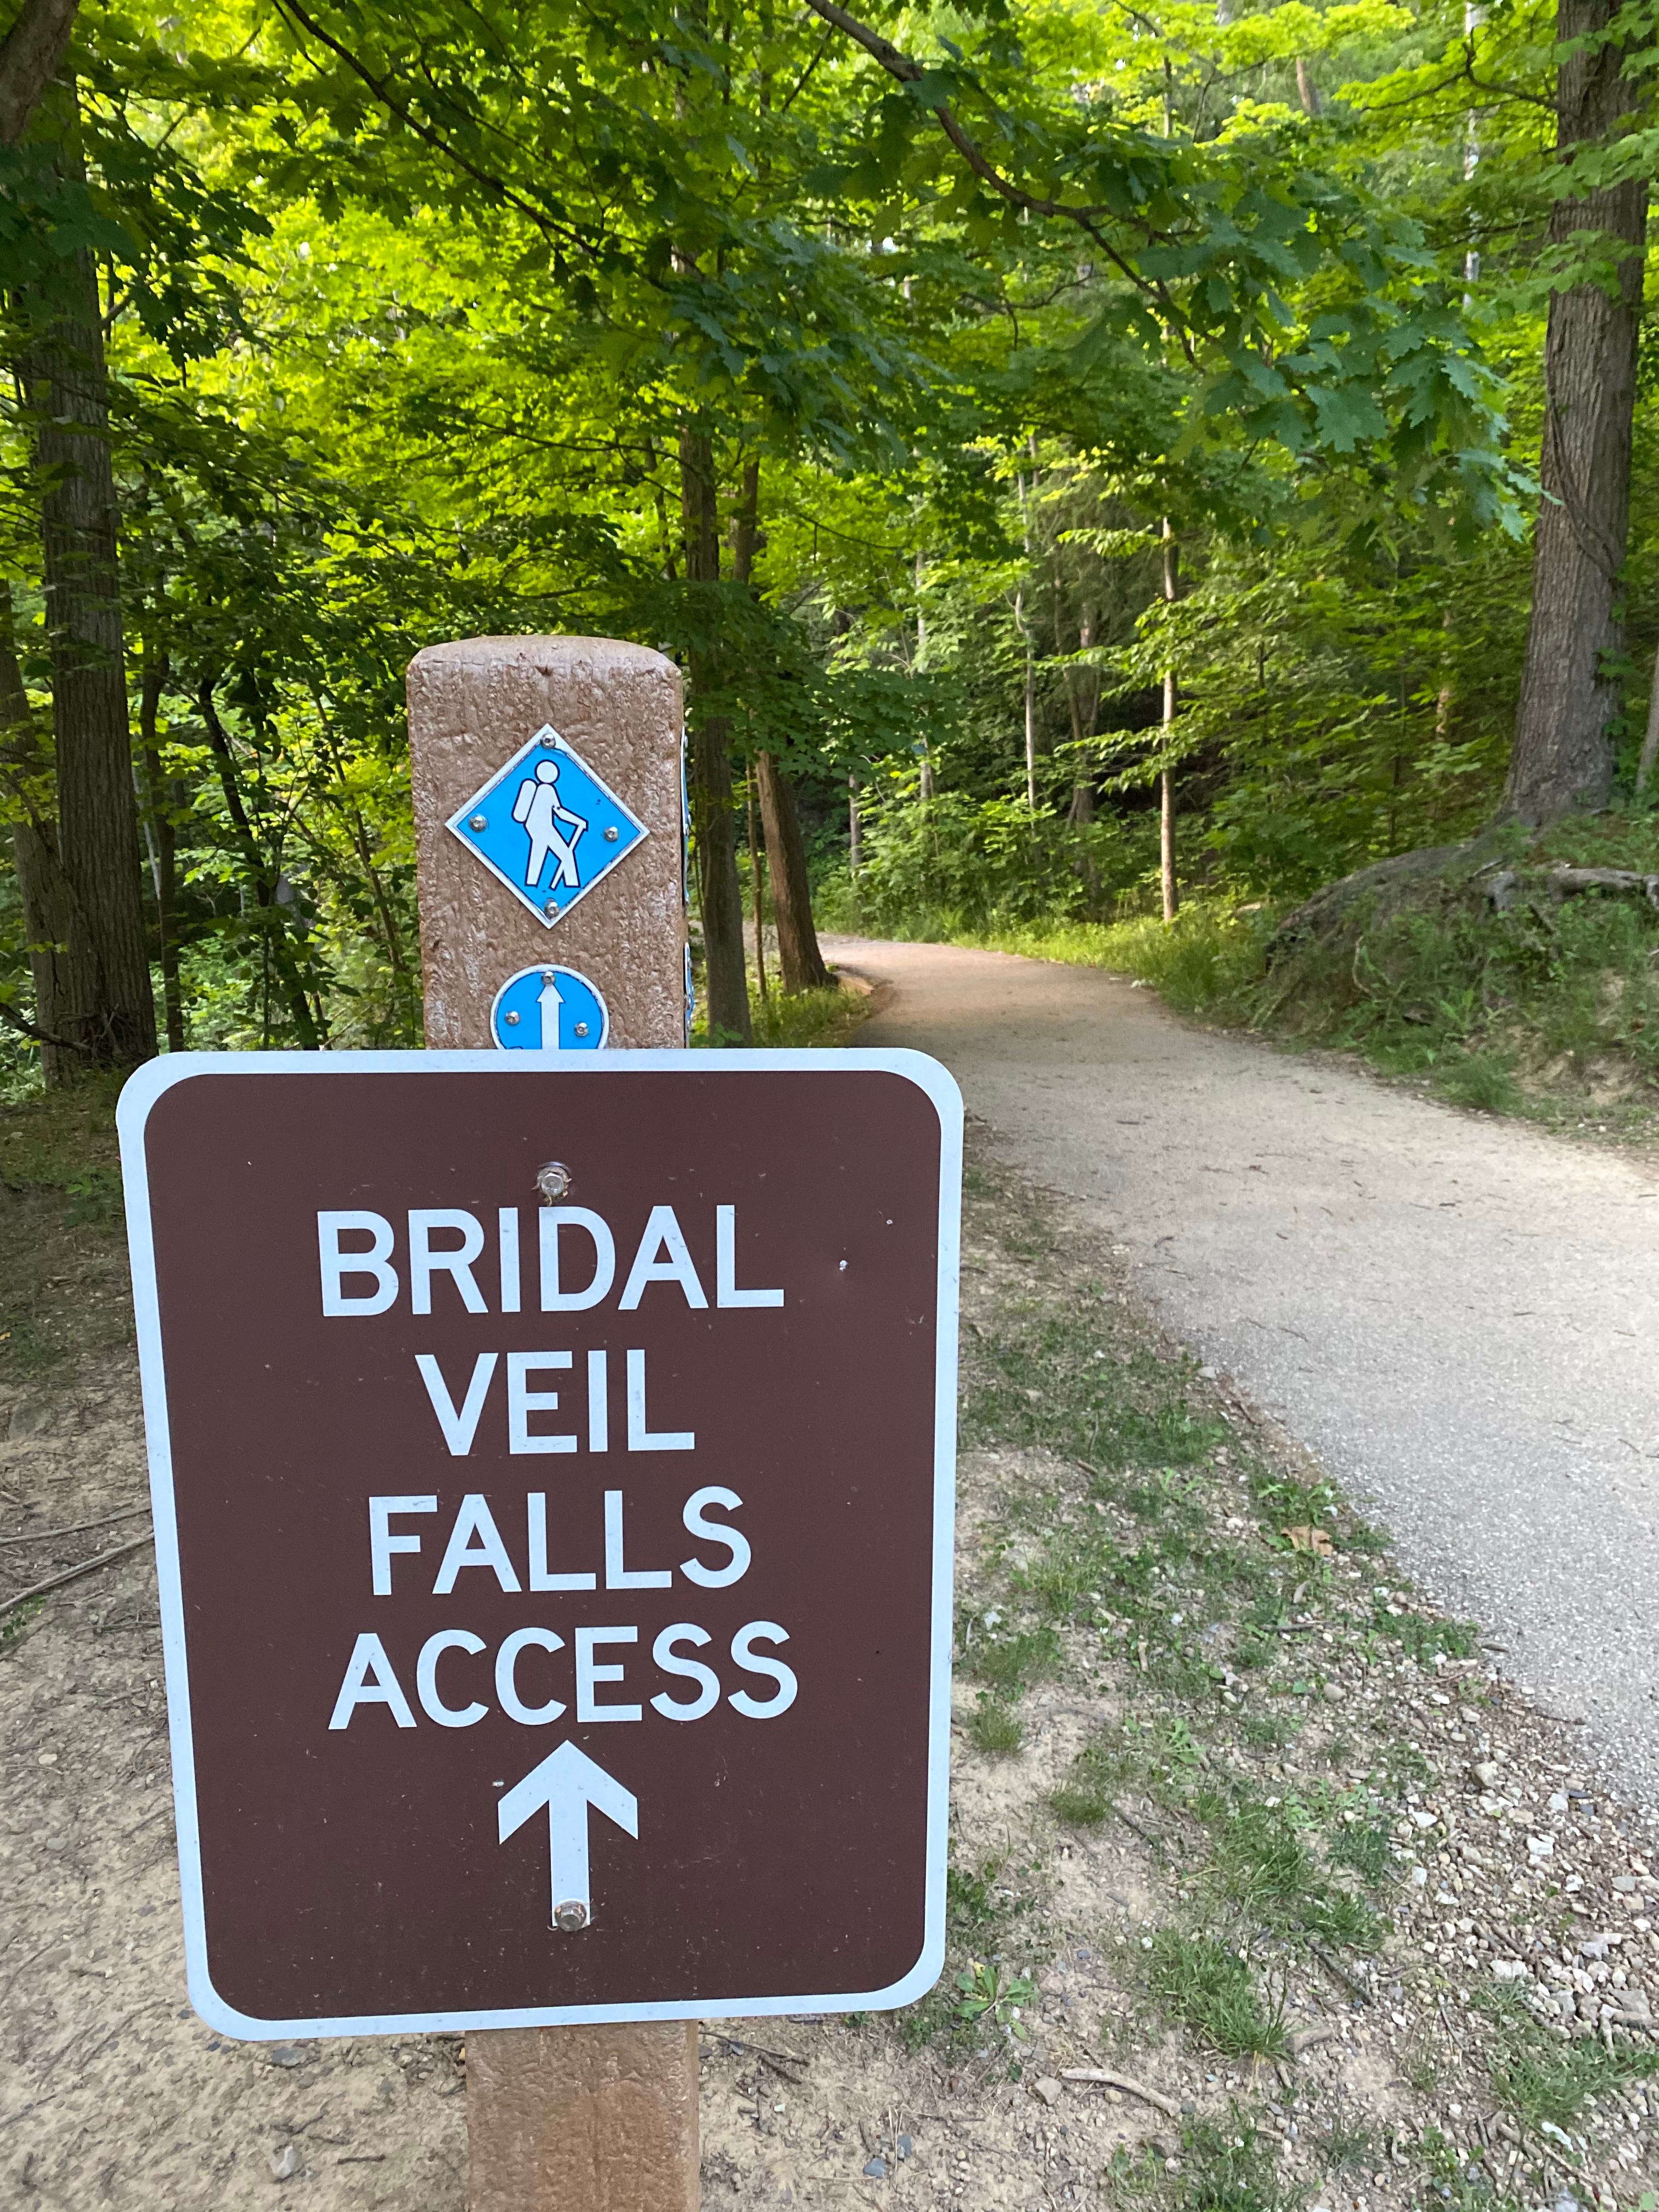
[
  {"xmin": 952, "ymin": 1959, "xmax": 1035, "ymax": 2040},
  {"xmin": 0, "ymin": 0, "xmax": 1650, "ymax": 1085}
]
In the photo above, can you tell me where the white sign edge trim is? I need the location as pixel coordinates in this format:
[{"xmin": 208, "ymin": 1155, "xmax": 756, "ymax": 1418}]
[
  {"xmin": 441, "ymin": 724, "xmax": 651, "ymax": 930},
  {"xmin": 116, "ymin": 1045, "xmax": 962, "ymax": 2041}
]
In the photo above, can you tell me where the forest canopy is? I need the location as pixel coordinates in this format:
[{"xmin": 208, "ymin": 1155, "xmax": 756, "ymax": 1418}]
[{"xmin": 1, "ymin": 0, "xmax": 1652, "ymax": 1071}]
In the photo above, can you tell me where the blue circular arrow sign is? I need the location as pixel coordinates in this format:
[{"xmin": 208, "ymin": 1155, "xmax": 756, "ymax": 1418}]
[{"xmin": 489, "ymin": 964, "xmax": 610, "ymax": 1051}]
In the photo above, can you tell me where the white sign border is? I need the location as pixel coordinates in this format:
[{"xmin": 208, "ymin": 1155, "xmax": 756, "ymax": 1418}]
[{"xmin": 117, "ymin": 1047, "xmax": 962, "ymax": 2041}]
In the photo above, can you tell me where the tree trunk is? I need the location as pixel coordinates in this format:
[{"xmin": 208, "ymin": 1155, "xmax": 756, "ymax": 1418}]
[
  {"xmin": 137, "ymin": 639, "xmax": 184, "ymax": 1051},
  {"xmin": 756, "ymin": 750, "xmax": 829, "ymax": 994},
  {"xmin": 24, "ymin": 93, "xmax": 155, "ymax": 1068},
  {"xmin": 1637, "ymin": 638, "xmax": 1659, "ymax": 795},
  {"xmin": 1, "ymin": 585, "xmax": 76, "ymax": 1082},
  {"xmin": 678, "ymin": 425, "xmax": 751, "ymax": 1043},
  {"xmin": 1503, "ymin": 0, "xmax": 1647, "ymax": 824},
  {"xmin": 0, "ymin": 0, "xmax": 80, "ymax": 147},
  {"xmin": 848, "ymin": 771, "xmax": 861, "ymax": 873},
  {"xmin": 747, "ymin": 768, "xmax": 768, "ymax": 1005},
  {"xmin": 198, "ymin": 678, "xmax": 320, "ymax": 1047},
  {"xmin": 1160, "ymin": 521, "xmax": 1179, "ymax": 922}
]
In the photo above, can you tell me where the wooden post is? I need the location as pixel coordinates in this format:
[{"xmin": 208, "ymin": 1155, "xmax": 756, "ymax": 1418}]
[
  {"xmin": 403, "ymin": 634, "xmax": 698, "ymax": 2211},
  {"xmin": 405, "ymin": 634, "xmax": 686, "ymax": 1052}
]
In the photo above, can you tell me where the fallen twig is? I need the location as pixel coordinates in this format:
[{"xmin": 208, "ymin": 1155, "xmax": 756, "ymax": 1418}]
[
  {"xmin": 0, "ymin": 1530, "xmax": 153, "ymax": 1616},
  {"xmin": 1111, "ymin": 1802, "xmax": 1165, "ymax": 1850},
  {"xmin": 1289, "ymin": 2025, "xmax": 1336, "ymax": 2057},
  {"xmin": 0, "ymin": 1502, "xmax": 153, "ymax": 1549},
  {"xmin": 1060, "ymin": 2069, "xmax": 1181, "ymax": 2119},
  {"xmin": 720, "ymin": 2036, "xmax": 808, "ymax": 2075},
  {"xmin": 1306, "ymin": 1938, "xmax": 1372, "ymax": 2006}
]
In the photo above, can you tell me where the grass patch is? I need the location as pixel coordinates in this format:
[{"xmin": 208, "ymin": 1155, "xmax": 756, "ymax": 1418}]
[
  {"xmin": 896, "ymin": 1854, "xmax": 1037, "ymax": 2055},
  {"xmin": 1374, "ymin": 1605, "xmax": 1480, "ymax": 1664},
  {"xmin": 1050, "ymin": 1736, "xmax": 1129, "ymax": 1828},
  {"xmin": 967, "ymin": 1622, "xmax": 1061, "ymax": 1696},
  {"xmin": 969, "ymin": 1307, "xmax": 1226, "ymax": 1472},
  {"xmin": 1328, "ymin": 1822, "xmax": 1394, "ymax": 1885},
  {"xmin": 1177, "ymin": 2114, "xmax": 1299, "ymax": 2212},
  {"xmin": 691, "ymin": 973, "xmax": 871, "ymax": 1050},
  {"xmin": 1144, "ymin": 1932, "xmax": 1289, "ymax": 2058},
  {"xmin": 1479, "ymin": 1987, "xmax": 1659, "ymax": 2131},
  {"xmin": 967, "ymin": 1697, "xmax": 1025, "ymax": 1754},
  {"xmin": 1202, "ymin": 1796, "xmax": 1385, "ymax": 1952}
]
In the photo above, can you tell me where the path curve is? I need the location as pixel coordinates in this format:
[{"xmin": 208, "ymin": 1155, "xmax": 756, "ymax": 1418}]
[{"xmin": 826, "ymin": 933, "xmax": 1659, "ymax": 1815}]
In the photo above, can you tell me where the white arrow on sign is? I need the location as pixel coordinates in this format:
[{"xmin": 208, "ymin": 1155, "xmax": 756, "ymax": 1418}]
[
  {"xmin": 498, "ymin": 1741, "xmax": 638, "ymax": 1931},
  {"xmin": 537, "ymin": 972, "xmax": 562, "ymax": 1048}
]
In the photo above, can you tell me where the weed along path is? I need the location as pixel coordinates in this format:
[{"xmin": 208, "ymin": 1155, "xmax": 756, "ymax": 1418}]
[{"xmin": 827, "ymin": 933, "xmax": 1659, "ymax": 1818}]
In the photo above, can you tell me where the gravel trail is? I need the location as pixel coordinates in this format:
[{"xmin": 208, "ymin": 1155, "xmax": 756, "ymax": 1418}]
[{"xmin": 827, "ymin": 933, "xmax": 1659, "ymax": 1818}]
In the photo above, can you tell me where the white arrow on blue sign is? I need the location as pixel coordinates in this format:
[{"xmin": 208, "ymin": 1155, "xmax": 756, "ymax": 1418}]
[
  {"xmin": 445, "ymin": 725, "xmax": 648, "ymax": 926},
  {"xmin": 490, "ymin": 964, "xmax": 610, "ymax": 1050}
]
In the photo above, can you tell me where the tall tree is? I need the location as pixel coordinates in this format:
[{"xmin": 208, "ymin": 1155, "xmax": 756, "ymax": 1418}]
[
  {"xmin": 1502, "ymin": 0, "xmax": 1649, "ymax": 822},
  {"xmin": 21, "ymin": 105, "xmax": 155, "ymax": 1066},
  {"xmin": 679, "ymin": 424, "xmax": 750, "ymax": 1042}
]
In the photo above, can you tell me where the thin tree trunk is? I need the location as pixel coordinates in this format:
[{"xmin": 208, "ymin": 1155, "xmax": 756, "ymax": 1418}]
[
  {"xmin": 848, "ymin": 771, "xmax": 861, "ymax": 873},
  {"xmin": 198, "ymin": 679, "xmax": 320, "ymax": 1047},
  {"xmin": 756, "ymin": 751, "xmax": 830, "ymax": 994},
  {"xmin": 678, "ymin": 426, "xmax": 750, "ymax": 1043},
  {"xmin": 1295, "ymin": 56, "xmax": 1320, "ymax": 115},
  {"xmin": 24, "ymin": 92, "xmax": 155, "ymax": 1068},
  {"xmin": 1, "ymin": 584, "xmax": 76, "ymax": 1082},
  {"xmin": 1015, "ymin": 467, "xmax": 1037, "ymax": 810},
  {"xmin": 1160, "ymin": 520, "xmax": 1179, "ymax": 922},
  {"xmin": 137, "ymin": 639, "xmax": 184, "ymax": 1051},
  {"xmin": 1503, "ymin": 0, "xmax": 1647, "ymax": 823},
  {"xmin": 747, "ymin": 768, "xmax": 768, "ymax": 1003},
  {"xmin": 1637, "ymin": 640, "xmax": 1659, "ymax": 795}
]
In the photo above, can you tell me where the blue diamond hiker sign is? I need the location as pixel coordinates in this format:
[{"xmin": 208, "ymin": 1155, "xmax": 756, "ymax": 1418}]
[
  {"xmin": 446, "ymin": 725, "xmax": 648, "ymax": 926},
  {"xmin": 490, "ymin": 964, "xmax": 610, "ymax": 1049}
]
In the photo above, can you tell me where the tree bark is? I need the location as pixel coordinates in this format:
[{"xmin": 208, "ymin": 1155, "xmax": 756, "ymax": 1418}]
[
  {"xmin": 756, "ymin": 750, "xmax": 829, "ymax": 994},
  {"xmin": 678, "ymin": 426, "xmax": 751, "ymax": 1043},
  {"xmin": 1, "ymin": 583, "xmax": 77, "ymax": 1082},
  {"xmin": 1160, "ymin": 521, "xmax": 1179, "ymax": 922},
  {"xmin": 1636, "ymin": 637, "xmax": 1659, "ymax": 795},
  {"xmin": 0, "ymin": 0, "xmax": 79, "ymax": 146},
  {"xmin": 24, "ymin": 91, "xmax": 156, "ymax": 1068},
  {"xmin": 746, "ymin": 768, "xmax": 768, "ymax": 1004},
  {"xmin": 1503, "ymin": 0, "xmax": 1648, "ymax": 823},
  {"xmin": 137, "ymin": 639, "xmax": 184, "ymax": 1050}
]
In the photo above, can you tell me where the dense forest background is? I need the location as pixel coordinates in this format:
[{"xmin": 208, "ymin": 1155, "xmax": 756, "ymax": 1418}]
[{"xmin": 1, "ymin": 0, "xmax": 1654, "ymax": 1084}]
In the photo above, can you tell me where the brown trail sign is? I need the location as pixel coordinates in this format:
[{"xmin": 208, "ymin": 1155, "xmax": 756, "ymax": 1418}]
[
  {"xmin": 120, "ymin": 634, "xmax": 961, "ymax": 2211},
  {"xmin": 118, "ymin": 1052, "xmax": 960, "ymax": 2029}
]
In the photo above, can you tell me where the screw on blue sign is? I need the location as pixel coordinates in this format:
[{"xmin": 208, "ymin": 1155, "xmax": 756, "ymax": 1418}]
[
  {"xmin": 445, "ymin": 725, "xmax": 648, "ymax": 926},
  {"xmin": 489, "ymin": 965, "xmax": 610, "ymax": 1051}
]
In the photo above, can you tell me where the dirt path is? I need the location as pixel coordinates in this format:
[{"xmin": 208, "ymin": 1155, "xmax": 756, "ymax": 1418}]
[{"xmin": 827, "ymin": 934, "xmax": 1659, "ymax": 1820}]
